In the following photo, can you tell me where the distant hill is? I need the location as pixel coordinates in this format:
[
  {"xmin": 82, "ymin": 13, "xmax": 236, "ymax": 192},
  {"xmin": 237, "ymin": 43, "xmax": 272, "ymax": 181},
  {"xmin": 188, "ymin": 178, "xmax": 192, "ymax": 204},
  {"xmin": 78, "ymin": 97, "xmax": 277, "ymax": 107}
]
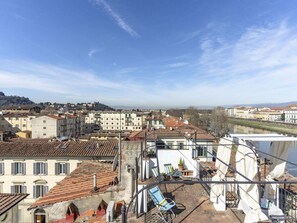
[{"xmin": 0, "ymin": 92, "xmax": 35, "ymax": 107}]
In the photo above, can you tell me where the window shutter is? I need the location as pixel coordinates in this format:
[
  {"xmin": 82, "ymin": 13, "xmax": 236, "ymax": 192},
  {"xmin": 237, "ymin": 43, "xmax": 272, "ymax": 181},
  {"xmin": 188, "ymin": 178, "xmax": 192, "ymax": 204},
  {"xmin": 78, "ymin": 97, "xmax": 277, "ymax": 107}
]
[
  {"xmin": 55, "ymin": 163, "xmax": 59, "ymax": 175},
  {"xmin": 66, "ymin": 163, "xmax": 70, "ymax": 174},
  {"xmin": 11, "ymin": 163, "xmax": 15, "ymax": 175},
  {"xmin": 11, "ymin": 185, "xmax": 15, "ymax": 193},
  {"xmin": 23, "ymin": 186, "xmax": 27, "ymax": 193},
  {"xmin": 33, "ymin": 163, "xmax": 37, "ymax": 175},
  {"xmin": 33, "ymin": 185, "xmax": 36, "ymax": 198},
  {"xmin": 44, "ymin": 186, "xmax": 49, "ymax": 195},
  {"xmin": 0, "ymin": 163, "xmax": 3, "ymax": 175},
  {"xmin": 45, "ymin": 163, "xmax": 48, "ymax": 175},
  {"xmin": 22, "ymin": 163, "xmax": 26, "ymax": 175},
  {"xmin": 203, "ymin": 146, "xmax": 207, "ymax": 157}
]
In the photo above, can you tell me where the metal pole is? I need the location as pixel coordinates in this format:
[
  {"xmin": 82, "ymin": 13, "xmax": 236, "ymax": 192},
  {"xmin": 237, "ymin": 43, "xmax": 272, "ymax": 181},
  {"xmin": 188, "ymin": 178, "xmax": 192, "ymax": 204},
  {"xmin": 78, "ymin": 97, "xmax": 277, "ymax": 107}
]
[
  {"xmin": 121, "ymin": 205, "xmax": 126, "ymax": 223},
  {"xmin": 135, "ymin": 157, "xmax": 139, "ymax": 218},
  {"xmin": 118, "ymin": 131, "xmax": 122, "ymax": 182}
]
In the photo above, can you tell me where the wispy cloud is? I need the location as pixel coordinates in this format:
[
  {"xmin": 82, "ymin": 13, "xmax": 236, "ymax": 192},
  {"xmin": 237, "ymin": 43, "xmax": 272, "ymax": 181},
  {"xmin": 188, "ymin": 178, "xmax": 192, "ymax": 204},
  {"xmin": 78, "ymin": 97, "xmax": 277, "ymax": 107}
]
[
  {"xmin": 0, "ymin": 60, "xmax": 139, "ymax": 97},
  {"xmin": 91, "ymin": 0, "xmax": 139, "ymax": 38},
  {"xmin": 88, "ymin": 48, "xmax": 98, "ymax": 57},
  {"xmin": 167, "ymin": 62, "xmax": 189, "ymax": 68}
]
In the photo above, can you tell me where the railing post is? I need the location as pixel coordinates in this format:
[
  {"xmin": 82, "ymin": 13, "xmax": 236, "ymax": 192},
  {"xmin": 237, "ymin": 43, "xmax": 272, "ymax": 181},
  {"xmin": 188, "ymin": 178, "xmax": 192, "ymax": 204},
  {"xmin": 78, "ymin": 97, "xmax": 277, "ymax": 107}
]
[{"xmin": 121, "ymin": 205, "xmax": 126, "ymax": 223}]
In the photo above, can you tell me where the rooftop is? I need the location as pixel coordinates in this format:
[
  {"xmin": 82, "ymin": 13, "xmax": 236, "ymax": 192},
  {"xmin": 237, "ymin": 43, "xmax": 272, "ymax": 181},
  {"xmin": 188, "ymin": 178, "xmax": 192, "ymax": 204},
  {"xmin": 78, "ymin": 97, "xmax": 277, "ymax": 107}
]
[
  {"xmin": 29, "ymin": 160, "xmax": 118, "ymax": 209},
  {"xmin": 0, "ymin": 193, "xmax": 29, "ymax": 215},
  {"xmin": 129, "ymin": 183, "xmax": 245, "ymax": 223},
  {"xmin": 129, "ymin": 125, "xmax": 216, "ymax": 141},
  {"xmin": 0, "ymin": 138, "xmax": 118, "ymax": 157}
]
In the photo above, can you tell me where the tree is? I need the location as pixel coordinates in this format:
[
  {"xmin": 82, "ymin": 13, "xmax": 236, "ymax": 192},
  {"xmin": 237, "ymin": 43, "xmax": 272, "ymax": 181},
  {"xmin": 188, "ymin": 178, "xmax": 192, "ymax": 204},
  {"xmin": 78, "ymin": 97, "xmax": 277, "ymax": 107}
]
[
  {"xmin": 185, "ymin": 107, "xmax": 211, "ymax": 130},
  {"xmin": 209, "ymin": 107, "xmax": 229, "ymax": 137}
]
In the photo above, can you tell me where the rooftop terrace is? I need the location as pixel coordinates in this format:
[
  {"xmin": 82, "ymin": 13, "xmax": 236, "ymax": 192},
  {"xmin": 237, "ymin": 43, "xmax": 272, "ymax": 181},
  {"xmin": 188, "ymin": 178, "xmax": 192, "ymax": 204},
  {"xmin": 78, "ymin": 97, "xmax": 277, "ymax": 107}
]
[{"xmin": 128, "ymin": 183, "xmax": 245, "ymax": 223}]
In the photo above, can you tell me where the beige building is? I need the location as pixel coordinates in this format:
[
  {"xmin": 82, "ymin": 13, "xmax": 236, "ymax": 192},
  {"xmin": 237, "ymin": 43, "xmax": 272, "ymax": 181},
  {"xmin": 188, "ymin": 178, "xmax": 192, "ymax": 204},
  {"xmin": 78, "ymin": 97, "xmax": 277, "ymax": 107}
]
[{"xmin": 1, "ymin": 114, "xmax": 36, "ymax": 133}]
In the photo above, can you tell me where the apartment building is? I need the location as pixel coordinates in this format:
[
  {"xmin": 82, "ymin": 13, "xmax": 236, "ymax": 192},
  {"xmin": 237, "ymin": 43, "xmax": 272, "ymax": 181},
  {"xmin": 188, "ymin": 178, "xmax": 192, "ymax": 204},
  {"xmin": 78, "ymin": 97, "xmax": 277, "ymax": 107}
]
[
  {"xmin": 0, "ymin": 113, "xmax": 36, "ymax": 133},
  {"xmin": 31, "ymin": 114, "xmax": 85, "ymax": 139},
  {"xmin": 84, "ymin": 112, "xmax": 100, "ymax": 133},
  {"xmin": 1, "ymin": 105, "xmax": 41, "ymax": 114},
  {"xmin": 84, "ymin": 111, "xmax": 143, "ymax": 132},
  {"xmin": 284, "ymin": 109, "xmax": 297, "ymax": 124},
  {"xmin": 0, "ymin": 138, "xmax": 118, "ymax": 223},
  {"xmin": 100, "ymin": 111, "xmax": 143, "ymax": 131}
]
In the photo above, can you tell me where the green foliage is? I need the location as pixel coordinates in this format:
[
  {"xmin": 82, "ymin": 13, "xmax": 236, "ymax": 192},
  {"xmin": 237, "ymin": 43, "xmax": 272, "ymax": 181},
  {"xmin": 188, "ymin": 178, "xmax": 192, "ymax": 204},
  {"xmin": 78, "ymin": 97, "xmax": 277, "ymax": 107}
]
[
  {"xmin": 0, "ymin": 93, "xmax": 34, "ymax": 107},
  {"xmin": 179, "ymin": 157, "xmax": 183, "ymax": 166}
]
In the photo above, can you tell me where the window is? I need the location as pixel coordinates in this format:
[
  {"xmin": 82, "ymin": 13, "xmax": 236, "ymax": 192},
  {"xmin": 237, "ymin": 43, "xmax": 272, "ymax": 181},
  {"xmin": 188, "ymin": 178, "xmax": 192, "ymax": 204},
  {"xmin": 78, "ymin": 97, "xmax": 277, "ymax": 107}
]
[
  {"xmin": 33, "ymin": 185, "xmax": 49, "ymax": 198},
  {"xmin": 196, "ymin": 145, "xmax": 207, "ymax": 157},
  {"xmin": 156, "ymin": 141, "xmax": 165, "ymax": 149},
  {"xmin": 33, "ymin": 162, "xmax": 48, "ymax": 175},
  {"xmin": 43, "ymin": 120, "xmax": 46, "ymax": 123},
  {"xmin": 11, "ymin": 185, "xmax": 27, "ymax": 193},
  {"xmin": 11, "ymin": 162, "xmax": 26, "ymax": 175},
  {"xmin": 43, "ymin": 133, "xmax": 46, "ymax": 136},
  {"xmin": 0, "ymin": 163, "xmax": 4, "ymax": 175},
  {"xmin": 23, "ymin": 124, "xmax": 26, "ymax": 127},
  {"xmin": 177, "ymin": 142, "xmax": 185, "ymax": 150},
  {"xmin": 43, "ymin": 127, "xmax": 46, "ymax": 129},
  {"xmin": 55, "ymin": 163, "xmax": 69, "ymax": 175},
  {"xmin": 166, "ymin": 141, "xmax": 174, "ymax": 149}
]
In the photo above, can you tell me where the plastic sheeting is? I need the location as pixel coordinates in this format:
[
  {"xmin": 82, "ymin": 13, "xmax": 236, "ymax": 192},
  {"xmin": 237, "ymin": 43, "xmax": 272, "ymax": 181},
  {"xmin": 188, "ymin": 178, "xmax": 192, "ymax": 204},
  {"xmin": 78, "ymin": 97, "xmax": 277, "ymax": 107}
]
[
  {"xmin": 236, "ymin": 142, "xmax": 268, "ymax": 223},
  {"xmin": 210, "ymin": 137, "xmax": 232, "ymax": 203},
  {"xmin": 264, "ymin": 141, "xmax": 293, "ymax": 201}
]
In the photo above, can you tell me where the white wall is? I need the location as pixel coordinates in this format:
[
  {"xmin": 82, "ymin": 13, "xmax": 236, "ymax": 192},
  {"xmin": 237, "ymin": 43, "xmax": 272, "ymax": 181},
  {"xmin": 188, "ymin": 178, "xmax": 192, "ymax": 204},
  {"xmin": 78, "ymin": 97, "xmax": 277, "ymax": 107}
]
[
  {"xmin": 31, "ymin": 116, "xmax": 58, "ymax": 138},
  {"xmin": 147, "ymin": 139, "xmax": 213, "ymax": 178},
  {"xmin": 0, "ymin": 157, "xmax": 92, "ymax": 223}
]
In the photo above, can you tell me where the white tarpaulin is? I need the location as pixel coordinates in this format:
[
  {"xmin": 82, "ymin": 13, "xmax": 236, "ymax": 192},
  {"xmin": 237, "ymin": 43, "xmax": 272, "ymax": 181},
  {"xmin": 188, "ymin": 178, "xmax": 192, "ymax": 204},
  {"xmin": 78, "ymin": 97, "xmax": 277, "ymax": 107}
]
[
  {"xmin": 210, "ymin": 137, "xmax": 232, "ymax": 203},
  {"xmin": 236, "ymin": 142, "xmax": 268, "ymax": 223},
  {"xmin": 265, "ymin": 141, "xmax": 293, "ymax": 201}
]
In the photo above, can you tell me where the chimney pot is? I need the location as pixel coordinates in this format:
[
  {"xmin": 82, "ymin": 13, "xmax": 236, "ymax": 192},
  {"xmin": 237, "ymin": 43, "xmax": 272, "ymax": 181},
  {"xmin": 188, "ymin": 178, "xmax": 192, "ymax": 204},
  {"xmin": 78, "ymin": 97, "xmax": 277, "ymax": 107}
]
[{"xmin": 93, "ymin": 173, "xmax": 97, "ymax": 191}]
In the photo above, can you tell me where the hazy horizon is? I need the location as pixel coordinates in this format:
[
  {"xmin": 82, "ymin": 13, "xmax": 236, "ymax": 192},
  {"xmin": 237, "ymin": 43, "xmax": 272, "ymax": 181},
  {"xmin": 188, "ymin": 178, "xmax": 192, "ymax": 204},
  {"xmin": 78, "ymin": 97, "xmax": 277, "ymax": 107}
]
[{"xmin": 1, "ymin": 1, "xmax": 297, "ymax": 107}]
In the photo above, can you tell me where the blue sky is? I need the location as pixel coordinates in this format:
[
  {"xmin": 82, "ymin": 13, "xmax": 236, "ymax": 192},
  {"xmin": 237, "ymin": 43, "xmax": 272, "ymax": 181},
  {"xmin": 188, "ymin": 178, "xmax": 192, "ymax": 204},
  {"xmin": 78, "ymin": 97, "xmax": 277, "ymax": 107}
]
[{"xmin": 1, "ymin": 0, "xmax": 297, "ymax": 108}]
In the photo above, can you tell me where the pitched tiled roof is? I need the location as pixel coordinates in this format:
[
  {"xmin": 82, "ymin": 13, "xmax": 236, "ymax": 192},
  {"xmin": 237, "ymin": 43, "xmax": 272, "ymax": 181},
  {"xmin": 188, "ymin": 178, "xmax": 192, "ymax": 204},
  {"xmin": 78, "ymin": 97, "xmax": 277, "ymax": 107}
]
[
  {"xmin": 162, "ymin": 116, "xmax": 185, "ymax": 128},
  {"xmin": 29, "ymin": 161, "xmax": 118, "ymax": 209},
  {"xmin": 0, "ymin": 139, "xmax": 118, "ymax": 157},
  {"xmin": 129, "ymin": 125, "xmax": 216, "ymax": 141},
  {"xmin": 0, "ymin": 193, "xmax": 29, "ymax": 215}
]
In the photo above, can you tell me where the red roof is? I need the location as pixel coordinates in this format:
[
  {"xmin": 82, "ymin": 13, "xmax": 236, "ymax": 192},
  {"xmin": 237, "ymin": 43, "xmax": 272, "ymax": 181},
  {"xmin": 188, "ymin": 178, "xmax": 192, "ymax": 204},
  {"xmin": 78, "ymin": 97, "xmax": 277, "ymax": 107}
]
[
  {"xmin": 162, "ymin": 116, "xmax": 185, "ymax": 128},
  {"xmin": 29, "ymin": 161, "xmax": 118, "ymax": 209}
]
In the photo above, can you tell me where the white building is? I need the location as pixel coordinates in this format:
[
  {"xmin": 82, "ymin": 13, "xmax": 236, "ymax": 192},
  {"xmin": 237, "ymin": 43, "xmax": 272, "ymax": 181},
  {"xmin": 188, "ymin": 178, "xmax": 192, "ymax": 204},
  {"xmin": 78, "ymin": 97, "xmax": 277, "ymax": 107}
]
[
  {"xmin": 31, "ymin": 114, "xmax": 85, "ymax": 139},
  {"xmin": 129, "ymin": 125, "xmax": 216, "ymax": 178},
  {"xmin": 0, "ymin": 138, "xmax": 118, "ymax": 223},
  {"xmin": 84, "ymin": 112, "xmax": 100, "ymax": 133},
  {"xmin": 284, "ymin": 109, "xmax": 297, "ymax": 124},
  {"xmin": 85, "ymin": 111, "xmax": 143, "ymax": 132},
  {"xmin": 100, "ymin": 111, "xmax": 143, "ymax": 131}
]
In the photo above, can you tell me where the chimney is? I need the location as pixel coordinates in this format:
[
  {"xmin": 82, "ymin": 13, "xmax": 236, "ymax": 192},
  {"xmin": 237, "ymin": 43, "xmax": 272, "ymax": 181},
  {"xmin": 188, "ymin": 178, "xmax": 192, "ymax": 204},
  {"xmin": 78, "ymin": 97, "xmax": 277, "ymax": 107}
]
[{"xmin": 93, "ymin": 173, "xmax": 97, "ymax": 191}]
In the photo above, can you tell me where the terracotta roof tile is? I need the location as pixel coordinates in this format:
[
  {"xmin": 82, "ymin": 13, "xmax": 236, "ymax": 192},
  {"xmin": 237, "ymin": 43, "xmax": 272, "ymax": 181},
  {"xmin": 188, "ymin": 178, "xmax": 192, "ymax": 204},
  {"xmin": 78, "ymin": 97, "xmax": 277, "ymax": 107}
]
[
  {"xmin": 0, "ymin": 193, "xmax": 29, "ymax": 215},
  {"xmin": 0, "ymin": 139, "xmax": 118, "ymax": 157},
  {"xmin": 30, "ymin": 161, "xmax": 118, "ymax": 209}
]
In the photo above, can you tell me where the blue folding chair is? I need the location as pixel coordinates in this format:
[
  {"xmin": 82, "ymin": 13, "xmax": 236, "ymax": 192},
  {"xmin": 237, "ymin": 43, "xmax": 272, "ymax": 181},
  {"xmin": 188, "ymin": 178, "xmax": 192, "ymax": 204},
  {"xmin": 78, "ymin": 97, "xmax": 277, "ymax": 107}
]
[
  {"xmin": 148, "ymin": 186, "xmax": 176, "ymax": 222},
  {"xmin": 164, "ymin": 164, "xmax": 173, "ymax": 176}
]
